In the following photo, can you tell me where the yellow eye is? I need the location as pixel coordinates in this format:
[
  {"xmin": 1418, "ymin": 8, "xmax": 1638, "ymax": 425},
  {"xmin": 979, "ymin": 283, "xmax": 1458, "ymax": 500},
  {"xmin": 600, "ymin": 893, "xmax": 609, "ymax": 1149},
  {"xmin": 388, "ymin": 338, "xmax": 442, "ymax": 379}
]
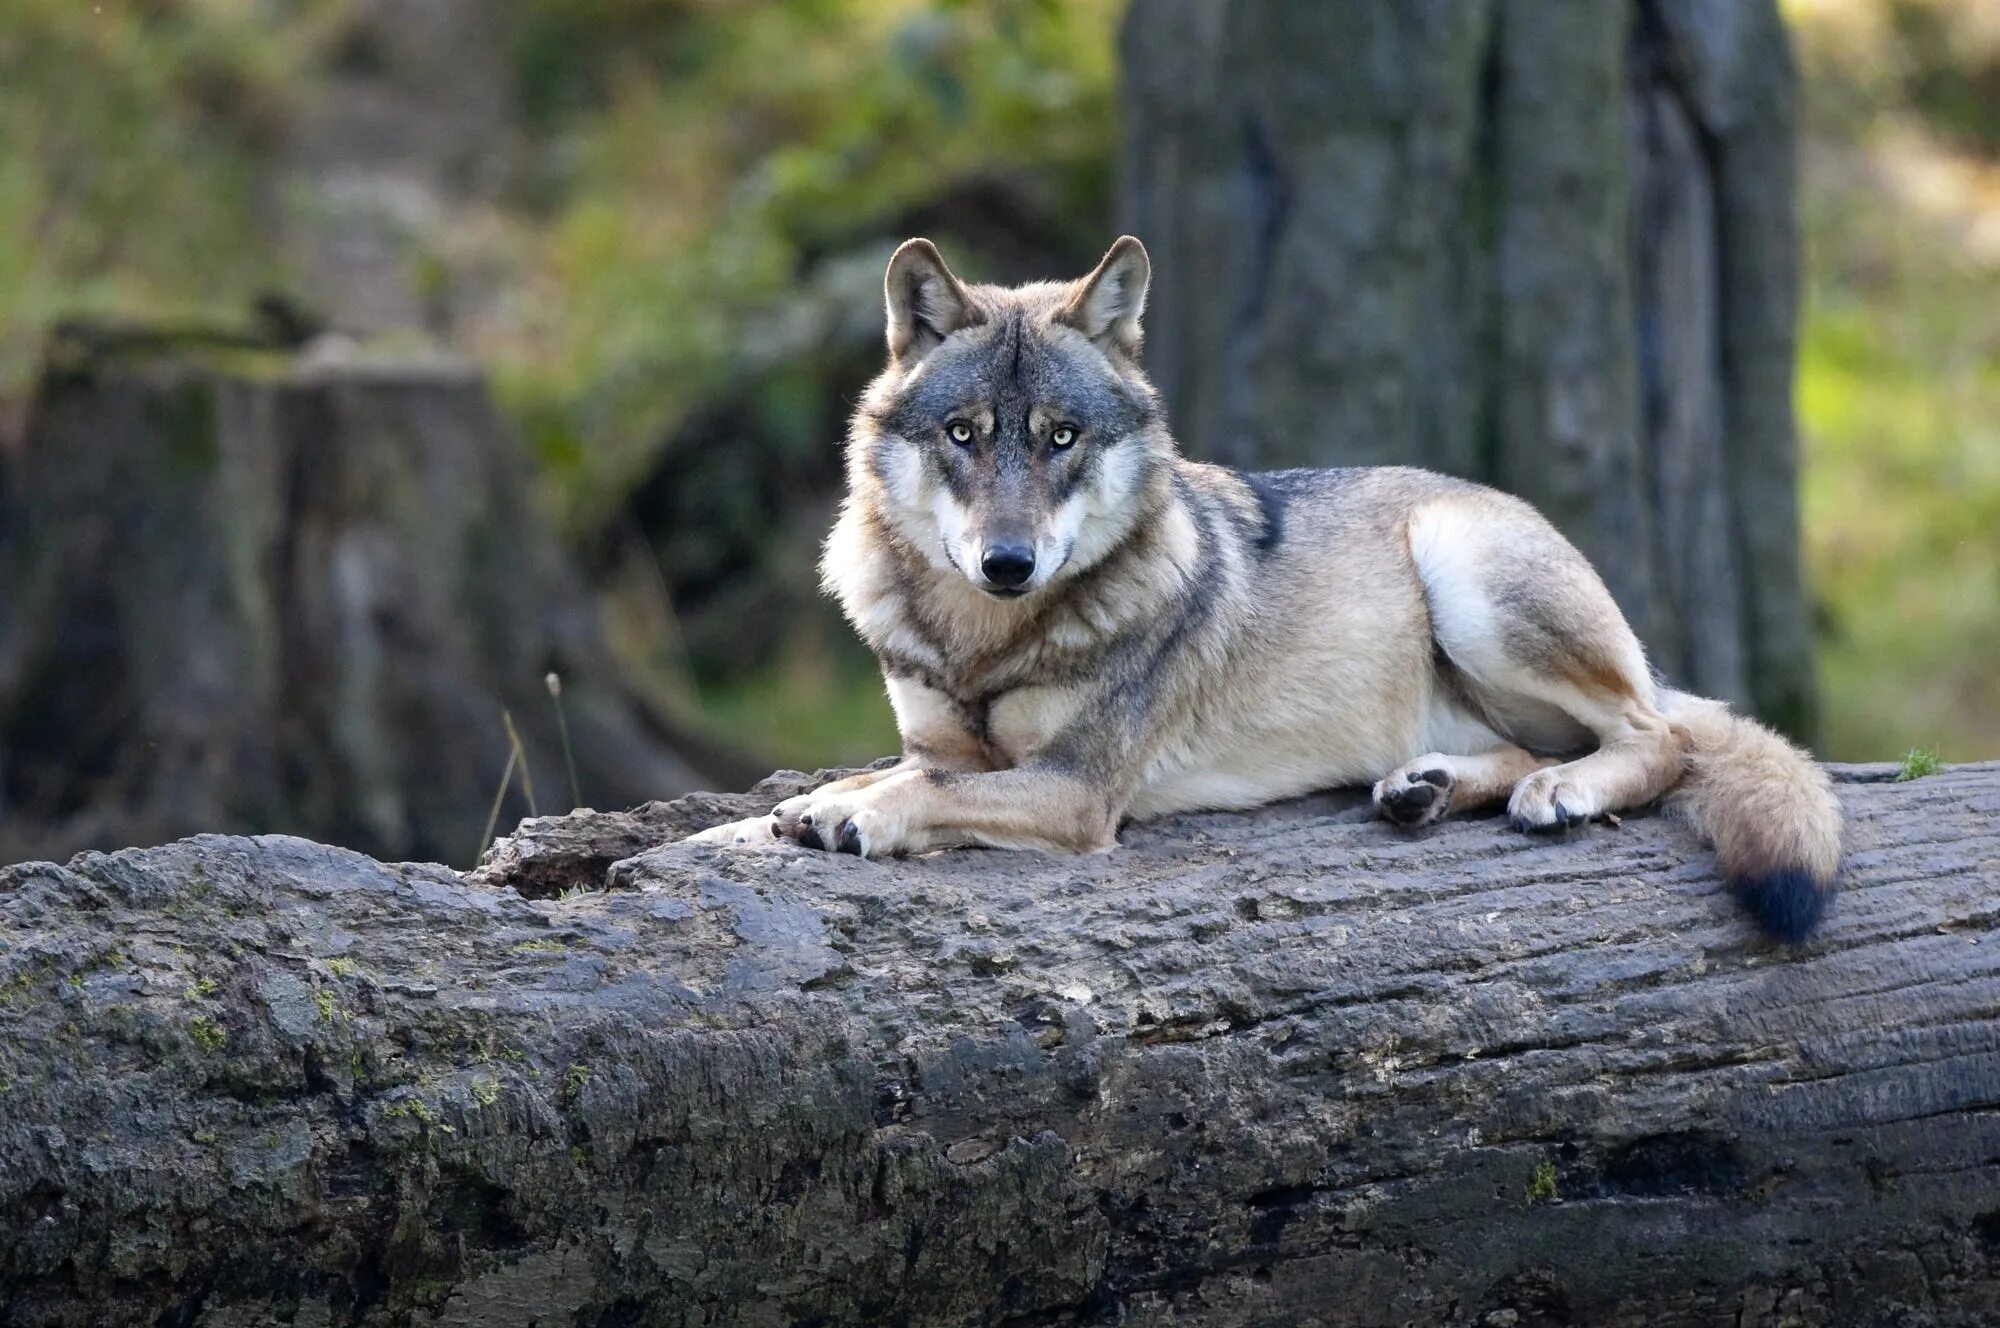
[
  {"xmin": 1051, "ymin": 425, "xmax": 1077, "ymax": 449},
  {"xmin": 947, "ymin": 421, "xmax": 974, "ymax": 445}
]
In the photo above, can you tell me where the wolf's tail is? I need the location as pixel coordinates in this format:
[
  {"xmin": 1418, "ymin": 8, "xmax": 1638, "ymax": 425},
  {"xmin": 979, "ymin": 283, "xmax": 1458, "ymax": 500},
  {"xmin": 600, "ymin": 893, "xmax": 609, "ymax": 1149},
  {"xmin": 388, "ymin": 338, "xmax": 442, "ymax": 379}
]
[{"xmin": 1658, "ymin": 690, "xmax": 1843, "ymax": 941}]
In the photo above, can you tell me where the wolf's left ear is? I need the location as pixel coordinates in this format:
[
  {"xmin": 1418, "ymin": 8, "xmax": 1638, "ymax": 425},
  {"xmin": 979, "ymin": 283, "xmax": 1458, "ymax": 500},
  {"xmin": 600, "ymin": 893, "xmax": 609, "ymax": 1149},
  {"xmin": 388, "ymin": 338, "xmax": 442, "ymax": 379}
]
[
  {"xmin": 1058, "ymin": 236, "xmax": 1150, "ymax": 356},
  {"xmin": 885, "ymin": 238, "xmax": 974, "ymax": 363}
]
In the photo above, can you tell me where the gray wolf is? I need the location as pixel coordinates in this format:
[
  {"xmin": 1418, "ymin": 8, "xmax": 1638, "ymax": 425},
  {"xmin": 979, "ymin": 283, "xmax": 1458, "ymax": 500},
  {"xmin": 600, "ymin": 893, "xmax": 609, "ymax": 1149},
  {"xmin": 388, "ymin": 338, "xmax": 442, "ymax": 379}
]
[{"xmin": 686, "ymin": 237, "xmax": 1841, "ymax": 940}]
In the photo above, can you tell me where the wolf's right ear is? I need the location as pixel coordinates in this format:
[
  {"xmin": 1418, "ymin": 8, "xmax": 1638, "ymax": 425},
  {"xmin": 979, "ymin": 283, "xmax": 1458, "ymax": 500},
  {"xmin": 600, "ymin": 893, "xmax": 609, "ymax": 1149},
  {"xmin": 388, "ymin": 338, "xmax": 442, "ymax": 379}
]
[{"xmin": 885, "ymin": 239, "xmax": 973, "ymax": 363}]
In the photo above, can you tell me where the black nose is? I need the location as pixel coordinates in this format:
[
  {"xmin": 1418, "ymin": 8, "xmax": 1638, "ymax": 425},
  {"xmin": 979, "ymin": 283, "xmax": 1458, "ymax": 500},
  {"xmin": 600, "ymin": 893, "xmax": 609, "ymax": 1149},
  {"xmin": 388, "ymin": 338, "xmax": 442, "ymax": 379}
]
[{"xmin": 980, "ymin": 543, "xmax": 1036, "ymax": 588}]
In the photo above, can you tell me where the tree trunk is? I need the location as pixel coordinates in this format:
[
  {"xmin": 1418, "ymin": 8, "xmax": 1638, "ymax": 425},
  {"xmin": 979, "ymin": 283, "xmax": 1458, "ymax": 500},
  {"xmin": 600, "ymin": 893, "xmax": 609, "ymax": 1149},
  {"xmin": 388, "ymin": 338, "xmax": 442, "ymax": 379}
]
[
  {"xmin": 3, "ymin": 763, "xmax": 1997, "ymax": 1326},
  {"xmin": 1120, "ymin": 0, "xmax": 1815, "ymax": 740},
  {"xmin": 0, "ymin": 336, "xmax": 755, "ymax": 868}
]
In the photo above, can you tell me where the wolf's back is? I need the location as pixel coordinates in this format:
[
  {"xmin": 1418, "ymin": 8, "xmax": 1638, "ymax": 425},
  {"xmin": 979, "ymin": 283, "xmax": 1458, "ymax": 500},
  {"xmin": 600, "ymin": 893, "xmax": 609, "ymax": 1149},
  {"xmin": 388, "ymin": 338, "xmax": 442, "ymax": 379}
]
[{"xmin": 1659, "ymin": 690, "xmax": 1843, "ymax": 941}]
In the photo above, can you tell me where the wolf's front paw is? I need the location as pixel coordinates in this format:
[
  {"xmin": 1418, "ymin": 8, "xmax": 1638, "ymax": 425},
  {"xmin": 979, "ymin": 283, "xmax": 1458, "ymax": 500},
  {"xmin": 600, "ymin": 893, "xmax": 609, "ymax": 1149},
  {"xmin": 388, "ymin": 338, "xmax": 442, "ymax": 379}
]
[
  {"xmin": 680, "ymin": 815, "xmax": 782, "ymax": 847},
  {"xmin": 1506, "ymin": 767, "xmax": 1594, "ymax": 833},
  {"xmin": 771, "ymin": 792, "xmax": 835, "ymax": 851},
  {"xmin": 1373, "ymin": 760, "xmax": 1455, "ymax": 828},
  {"xmin": 772, "ymin": 789, "xmax": 903, "ymax": 858}
]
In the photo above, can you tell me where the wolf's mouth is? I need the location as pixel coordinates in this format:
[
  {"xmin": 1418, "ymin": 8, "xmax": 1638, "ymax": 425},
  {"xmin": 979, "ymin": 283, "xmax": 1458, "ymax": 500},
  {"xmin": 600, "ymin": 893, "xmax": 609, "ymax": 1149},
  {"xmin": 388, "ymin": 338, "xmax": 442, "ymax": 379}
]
[{"xmin": 943, "ymin": 541, "xmax": 1033, "ymax": 598}]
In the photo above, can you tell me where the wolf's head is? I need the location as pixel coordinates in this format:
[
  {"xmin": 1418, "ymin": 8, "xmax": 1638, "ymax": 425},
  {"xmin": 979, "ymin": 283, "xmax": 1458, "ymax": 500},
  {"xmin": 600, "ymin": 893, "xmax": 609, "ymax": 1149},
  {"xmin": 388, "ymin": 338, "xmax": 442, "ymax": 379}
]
[{"xmin": 847, "ymin": 236, "xmax": 1171, "ymax": 599}]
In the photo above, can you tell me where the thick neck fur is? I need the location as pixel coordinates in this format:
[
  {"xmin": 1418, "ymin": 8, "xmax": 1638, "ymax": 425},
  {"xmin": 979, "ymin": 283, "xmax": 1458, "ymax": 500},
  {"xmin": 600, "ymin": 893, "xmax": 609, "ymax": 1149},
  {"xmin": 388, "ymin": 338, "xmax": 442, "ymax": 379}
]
[{"xmin": 823, "ymin": 430, "xmax": 1200, "ymax": 700}]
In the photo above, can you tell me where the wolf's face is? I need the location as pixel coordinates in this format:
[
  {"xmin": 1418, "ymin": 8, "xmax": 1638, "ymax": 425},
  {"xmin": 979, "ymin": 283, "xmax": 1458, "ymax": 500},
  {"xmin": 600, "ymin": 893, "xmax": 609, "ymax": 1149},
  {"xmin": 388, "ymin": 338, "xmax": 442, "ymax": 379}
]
[{"xmin": 855, "ymin": 238, "xmax": 1164, "ymax": 599}]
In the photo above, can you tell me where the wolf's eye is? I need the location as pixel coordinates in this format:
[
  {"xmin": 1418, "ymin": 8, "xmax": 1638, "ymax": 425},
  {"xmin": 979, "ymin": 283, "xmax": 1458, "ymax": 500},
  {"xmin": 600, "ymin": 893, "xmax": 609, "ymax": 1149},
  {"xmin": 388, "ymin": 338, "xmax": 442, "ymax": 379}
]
[
  {"xmin": 1051, "ymin": 425, "xmax": 1078, "ymax": 450},
  {"xmin": 947, "ymin": 420, "xmax": 974, "ymax": 445}
]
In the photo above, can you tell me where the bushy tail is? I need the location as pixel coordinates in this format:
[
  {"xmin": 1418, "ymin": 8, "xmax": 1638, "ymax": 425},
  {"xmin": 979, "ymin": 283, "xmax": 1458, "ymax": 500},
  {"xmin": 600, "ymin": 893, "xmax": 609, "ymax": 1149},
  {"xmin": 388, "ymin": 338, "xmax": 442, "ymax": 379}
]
[{"xmin": 1659, "ymin": 690, "xmax": 1843, "ymax": 941}]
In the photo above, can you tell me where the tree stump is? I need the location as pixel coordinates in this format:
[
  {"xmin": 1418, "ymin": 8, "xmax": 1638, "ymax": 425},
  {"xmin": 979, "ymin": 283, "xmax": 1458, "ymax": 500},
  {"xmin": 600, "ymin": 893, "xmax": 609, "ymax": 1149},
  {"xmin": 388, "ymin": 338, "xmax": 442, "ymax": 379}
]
[
  {"xmin": 0, "ymin": 338, "xmax": 753, "ymax": 867},
  {"xmin": 1119, "ymin": 0, "xmax": 1814, "ymax": 739},
  {"xmin": 2, "ymin": 762, "xmax": 1996, "ymax": 1325}
]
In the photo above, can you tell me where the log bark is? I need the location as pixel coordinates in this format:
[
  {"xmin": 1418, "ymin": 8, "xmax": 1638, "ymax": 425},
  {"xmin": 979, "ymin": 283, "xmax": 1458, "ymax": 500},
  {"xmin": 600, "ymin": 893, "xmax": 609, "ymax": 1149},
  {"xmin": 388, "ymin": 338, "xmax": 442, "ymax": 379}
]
[
  {"xmin": 0, "ymin": 337, "xmax": 756, "ymax": 868},
  {"xmin": 4, "ymin": 763, "xmax": 1999, "ymax": 1326},
  {"xmin": 1119, "ymin": 0, "xmax": 1816, "ymax": 740}
]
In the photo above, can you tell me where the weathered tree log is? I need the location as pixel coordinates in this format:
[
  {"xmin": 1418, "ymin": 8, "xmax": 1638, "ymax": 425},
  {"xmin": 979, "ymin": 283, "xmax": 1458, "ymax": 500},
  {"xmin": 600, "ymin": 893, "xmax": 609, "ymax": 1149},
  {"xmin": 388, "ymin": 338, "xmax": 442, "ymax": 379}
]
[
  {"xmin": 0, "ymin": 340, "xmax": 756, "ymax": 868},
  {"xmin": 1120, "ymin": 0, "xmax": 1816, "ymax": 740},
  {"xmin": 3, "ymin": 763, "xmax": 1998, "ymax": 1326}
]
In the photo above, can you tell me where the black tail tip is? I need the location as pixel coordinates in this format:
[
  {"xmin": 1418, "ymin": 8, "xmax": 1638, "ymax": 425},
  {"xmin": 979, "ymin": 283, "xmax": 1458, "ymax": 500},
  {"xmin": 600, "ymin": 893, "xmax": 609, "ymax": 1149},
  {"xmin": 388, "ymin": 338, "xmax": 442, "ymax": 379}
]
[{"xmin": 1733, "ymin": 867, "xmax": 1833, "ymax": 943}]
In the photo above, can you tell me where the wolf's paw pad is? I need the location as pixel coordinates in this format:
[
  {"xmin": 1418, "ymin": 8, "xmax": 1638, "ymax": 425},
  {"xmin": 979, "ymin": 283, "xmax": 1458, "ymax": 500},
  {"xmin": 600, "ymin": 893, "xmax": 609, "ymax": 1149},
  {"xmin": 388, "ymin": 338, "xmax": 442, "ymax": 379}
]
[
  {"xmin": 1506, "ymin": 770, "xmax": 1593, "ymax": 834},
  {"xmin": 1374, "ymin": 764, "xmax": 1454, "ymax": 828}
]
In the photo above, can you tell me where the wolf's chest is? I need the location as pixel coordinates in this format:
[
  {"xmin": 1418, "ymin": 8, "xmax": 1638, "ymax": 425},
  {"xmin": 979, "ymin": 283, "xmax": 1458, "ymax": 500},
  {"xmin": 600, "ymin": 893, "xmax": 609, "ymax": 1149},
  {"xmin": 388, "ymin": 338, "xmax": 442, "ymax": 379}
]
[
  {"xmin": 883, "ymin": 667, "xmax": 1088, "ymax": 769},
  {"xmin": 981, "ymin": 684, "xmax": 1090, "ymax": 764}
]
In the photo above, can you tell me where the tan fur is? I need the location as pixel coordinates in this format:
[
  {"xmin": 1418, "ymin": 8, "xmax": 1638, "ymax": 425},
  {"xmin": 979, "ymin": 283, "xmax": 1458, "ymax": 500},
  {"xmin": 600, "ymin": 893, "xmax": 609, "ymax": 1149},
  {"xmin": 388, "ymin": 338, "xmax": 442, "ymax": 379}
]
[
  {"xmin": 681, "ymin": 237, "xmax": 1845, "ymax": 939},
  {"xmin": 1660, "ymin": 691, "xmax": 1843, "ymax": 886}
]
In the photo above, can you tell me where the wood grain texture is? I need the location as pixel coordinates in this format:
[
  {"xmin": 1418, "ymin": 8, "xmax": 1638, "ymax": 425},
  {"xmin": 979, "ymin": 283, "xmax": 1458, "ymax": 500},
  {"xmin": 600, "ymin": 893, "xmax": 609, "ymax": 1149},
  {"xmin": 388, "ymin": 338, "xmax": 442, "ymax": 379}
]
[{"xmin": 3, "ymin": 763, "xmax": 1996, "ymax": 1325}]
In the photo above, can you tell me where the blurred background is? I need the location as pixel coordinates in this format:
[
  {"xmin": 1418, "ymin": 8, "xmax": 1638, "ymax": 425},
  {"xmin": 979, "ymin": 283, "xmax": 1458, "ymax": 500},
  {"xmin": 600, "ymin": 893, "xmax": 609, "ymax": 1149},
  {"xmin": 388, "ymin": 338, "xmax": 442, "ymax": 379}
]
[{"xmin": 0, "ymin": 0, "xmax": 1993, "ymax": 867}]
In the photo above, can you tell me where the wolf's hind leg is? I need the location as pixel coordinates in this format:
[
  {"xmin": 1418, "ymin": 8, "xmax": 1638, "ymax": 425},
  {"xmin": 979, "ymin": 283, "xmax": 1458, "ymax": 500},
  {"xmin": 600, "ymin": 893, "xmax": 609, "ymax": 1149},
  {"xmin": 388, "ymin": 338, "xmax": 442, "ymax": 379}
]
[
  {"xmin": 1374, "ymin": 746, "xmax": 1556, "ymax": 828},
  {"xmin": 1502, "ymin": 700, "xmax": 1688, "ymax": 831},
  {"xmin": 1408, "ymin": 495, "xmax": 1688, "ymax": 832}
]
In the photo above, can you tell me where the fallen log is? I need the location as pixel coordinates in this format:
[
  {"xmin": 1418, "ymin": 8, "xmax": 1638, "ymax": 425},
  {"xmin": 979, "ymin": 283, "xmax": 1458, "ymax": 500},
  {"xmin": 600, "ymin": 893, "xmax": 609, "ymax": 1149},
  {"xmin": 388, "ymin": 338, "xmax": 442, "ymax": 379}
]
[{"xmin": 2, "ymin": 762, "xmax": 1998, "ymax": 1326}]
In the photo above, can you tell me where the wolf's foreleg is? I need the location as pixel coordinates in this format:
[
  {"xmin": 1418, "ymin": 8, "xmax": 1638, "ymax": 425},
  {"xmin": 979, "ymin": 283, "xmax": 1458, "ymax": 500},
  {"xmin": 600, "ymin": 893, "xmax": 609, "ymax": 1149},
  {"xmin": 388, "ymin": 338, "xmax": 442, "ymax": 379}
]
[
  {"xmin": 679, "ymin": 816, "xmax": 780, "ymax": 847},
  {"xmin": 771, "ymin": 763, "xmax": 1119, "ymax": 858},
  {"xmin": 1504, "ymin": 698, "xmax": 1689, "ymax": 831},
  {"xmin": 1373, "ymin": 746, "xmax": 1556, "ymax": 828}
]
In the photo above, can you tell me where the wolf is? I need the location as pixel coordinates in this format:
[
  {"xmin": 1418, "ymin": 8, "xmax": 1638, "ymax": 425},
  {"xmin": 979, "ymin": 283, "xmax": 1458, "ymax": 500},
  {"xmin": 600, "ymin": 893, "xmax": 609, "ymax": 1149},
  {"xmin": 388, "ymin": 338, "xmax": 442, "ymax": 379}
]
[{"xmin": 685, "ymin": 236, "xmax": 1842, "ymax": 940}]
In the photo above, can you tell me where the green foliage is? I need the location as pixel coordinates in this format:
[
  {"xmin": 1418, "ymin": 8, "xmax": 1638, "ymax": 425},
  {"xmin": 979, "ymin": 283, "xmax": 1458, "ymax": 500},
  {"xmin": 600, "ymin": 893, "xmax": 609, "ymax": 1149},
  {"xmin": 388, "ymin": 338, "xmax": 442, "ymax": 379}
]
[
  {"xmin": 1897, "ymin": 746, "xmax": 1943, "ymax": 780},
  {"xmin": 497, "ymin": 0, "xmax": 1122, "ymax": 521},
  {"xmin": 511, "ymin": 938, "xmax": 567, "ymax": 954},
  {"xmin": 1794, "ymin": 3, "xmax": 2000, "ymax": 762},
  {"xmin": 0, "ymin": 0, "xmax": 296, "ymax": 391},
  {"xmin": 1886, "ymin": 2, "xmax": 2000, "ymax": 156},
  {"xmin": 697, "ymin": 654, "xmax": 901, "ymax": 771},
  {"xmin": 1525, "ymin": 1160, "xmax": 1559, "ymax": 1205},
  {"xmin": 188, "ymin": 1015, "xmax": 227, "ymax": 1053},
  {"xmin": 382, "ymin": 1095, "xmax": 453, "ymax": 1133},
  {"xmin": 1792, "ymin": 1, "xmax": 2000, "ymax": 157}
]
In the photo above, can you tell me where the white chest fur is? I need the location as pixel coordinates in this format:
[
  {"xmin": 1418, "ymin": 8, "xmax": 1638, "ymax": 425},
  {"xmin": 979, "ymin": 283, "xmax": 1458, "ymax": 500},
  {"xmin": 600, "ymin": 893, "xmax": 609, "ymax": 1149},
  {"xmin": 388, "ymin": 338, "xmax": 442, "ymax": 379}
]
[
  {"xmin": 984, "ymin": 685, "xmax": 1089, "ymax": 765},
  {"xmin": 885, "ymin": 673, "xmax": 1090, "ymax": 768}
]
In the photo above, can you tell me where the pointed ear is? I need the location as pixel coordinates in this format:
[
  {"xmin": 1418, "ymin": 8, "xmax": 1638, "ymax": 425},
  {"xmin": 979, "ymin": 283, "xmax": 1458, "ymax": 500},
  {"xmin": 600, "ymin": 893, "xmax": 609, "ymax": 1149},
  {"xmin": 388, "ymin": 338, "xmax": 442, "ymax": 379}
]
[
  {"xmin": 884, "ymin": 238, "xmax": 974, "ymax": 362},
  {"xmin": 1058, "ymin": 236, "xmax": 1150, "ymax": 356}
]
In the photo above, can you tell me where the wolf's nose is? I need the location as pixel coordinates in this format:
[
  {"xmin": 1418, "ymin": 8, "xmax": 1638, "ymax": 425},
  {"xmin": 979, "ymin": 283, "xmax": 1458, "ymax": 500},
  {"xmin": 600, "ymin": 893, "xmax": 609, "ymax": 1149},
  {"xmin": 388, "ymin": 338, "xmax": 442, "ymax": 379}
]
[{"xmin": 980, "ymin": 544, "xmax": 1036, "ymax": 588}]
